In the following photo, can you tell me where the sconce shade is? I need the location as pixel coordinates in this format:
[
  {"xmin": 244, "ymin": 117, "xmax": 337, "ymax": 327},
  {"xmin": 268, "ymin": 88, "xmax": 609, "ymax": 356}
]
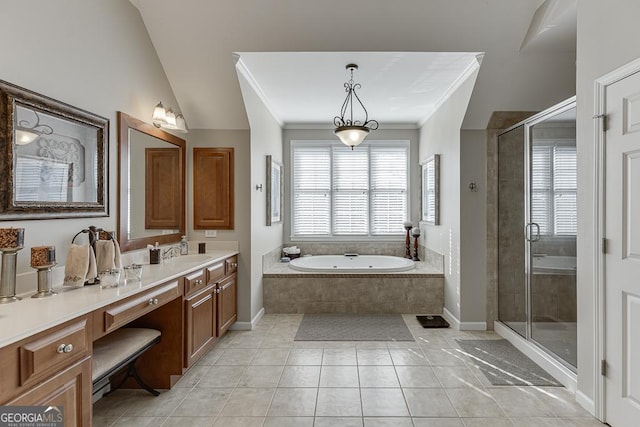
[
  {"xmin": 15, "ymin": 129, "xmax": 39, "ymax": 145},
  {"xmin": 152, "ymin": 101, "xmax": 187, "ymax": 133}
]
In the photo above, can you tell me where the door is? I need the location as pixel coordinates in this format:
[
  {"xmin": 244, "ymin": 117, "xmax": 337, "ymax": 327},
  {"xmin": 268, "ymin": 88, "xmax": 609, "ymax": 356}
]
[
  {"xmin": 528, "ymin": 104, "xmax": 577, "ymax": 370},
  {"xmin": 604, "ymin": 69, "xmax": 640, "ymax": 425}
]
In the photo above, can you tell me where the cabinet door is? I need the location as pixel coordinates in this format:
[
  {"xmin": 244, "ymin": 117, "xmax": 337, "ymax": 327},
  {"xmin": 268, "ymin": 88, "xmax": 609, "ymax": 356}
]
[
  {"xmin": 145, "ymin": 147, "xmax": 182, "ymax": 229},
  {"xmin": 7, "ymin": 357, "xmax": 91, "ymax": 427},
  {"xmin": 184, "ymin": 286, "xmax": 217, "ymax": 367},
  {"xmin": 193, "ymin": 147, "xmax": 234, "ymax": 229},
  {"xmin": 217, "ymin": 273, "xmax": 237, "ymax": 336}
]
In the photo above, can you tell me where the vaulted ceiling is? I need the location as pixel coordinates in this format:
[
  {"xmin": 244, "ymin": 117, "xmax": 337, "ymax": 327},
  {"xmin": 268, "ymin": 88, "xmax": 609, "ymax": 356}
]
[{"xmin": 130, "ymin": 0, "xmax": 576, "ymax": 130}]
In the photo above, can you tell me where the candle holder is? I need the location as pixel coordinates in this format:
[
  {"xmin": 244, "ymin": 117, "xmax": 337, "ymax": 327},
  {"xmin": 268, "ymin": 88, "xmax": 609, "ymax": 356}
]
[
  {"xmin": 31, "ymin": 246, "xmax": 57, "ymax": 298},
  {"xmin": 403, "ymin": 222, "xmax": 413, "ymax": 259},
  {"xmin": 0, "ymin": 228, "xmax": 25, "ymax": 304},
  {"xmin": 412, "ymin": 227, "xmax": 421, "ymax": 261}
]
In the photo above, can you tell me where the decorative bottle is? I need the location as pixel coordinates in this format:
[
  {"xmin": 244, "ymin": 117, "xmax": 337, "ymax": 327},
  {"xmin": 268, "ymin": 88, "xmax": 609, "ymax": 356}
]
[{"xmin": 180, "ymin": 236, "xmax": 188, "ymax": 255}]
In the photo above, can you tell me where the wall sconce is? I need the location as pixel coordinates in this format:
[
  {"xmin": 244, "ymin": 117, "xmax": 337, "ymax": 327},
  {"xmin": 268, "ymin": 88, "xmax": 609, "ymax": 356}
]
[{"xmin": 152, "ymin": 101, "xmax": 188, "ymax": 133}]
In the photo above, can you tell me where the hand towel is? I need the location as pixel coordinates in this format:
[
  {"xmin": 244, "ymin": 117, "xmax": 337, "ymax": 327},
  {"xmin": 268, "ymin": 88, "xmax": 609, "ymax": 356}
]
[
  {"xmin": 64, "ymin": 244, "xmax": 93, "ymax": 287},
  {"xmin": 95, "ymin": 240, "xmax": 122, "ymax": 272}
]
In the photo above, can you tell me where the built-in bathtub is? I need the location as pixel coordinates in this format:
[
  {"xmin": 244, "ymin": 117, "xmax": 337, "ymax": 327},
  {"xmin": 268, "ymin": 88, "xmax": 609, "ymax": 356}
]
[
  {"xmin": 289, "ymin": 255, "xmax": 415, "ymax": 273},
  {"xmin": 532, "ymin": 255, "xmax": 576, "ymax": 275},
  {"xmin": 263, "ymin": 253, "xmax": 443, "ymax": 314}
]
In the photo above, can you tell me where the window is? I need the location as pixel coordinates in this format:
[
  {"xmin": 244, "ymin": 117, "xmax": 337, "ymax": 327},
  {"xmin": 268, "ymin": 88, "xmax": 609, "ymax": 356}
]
[
  {"xmin": 531, "ymin": 141, "xmax": 577, "ymax": 236},
  {"xmin": 291, "ymin": 141, "xmax": 409, "ymax": 238}
]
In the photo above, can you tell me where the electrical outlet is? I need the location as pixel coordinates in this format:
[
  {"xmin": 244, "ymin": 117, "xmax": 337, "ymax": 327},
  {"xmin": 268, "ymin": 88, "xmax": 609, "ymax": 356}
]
[{"xmin": 205, "ymin": 230, "xmax": 217, "ymax": 238}]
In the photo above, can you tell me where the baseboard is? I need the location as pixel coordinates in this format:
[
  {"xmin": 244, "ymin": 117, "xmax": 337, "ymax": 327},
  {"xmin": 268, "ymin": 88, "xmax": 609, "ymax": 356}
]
[
  {"xmin": 229, "ymin": 307, "xmax": 265, "ymax": 331},
  {"xmin": 494, "ymin": 321, "xmax": 577, "ymax": 392},
  {"xmin": 575, "ymin": 390, "xmax": 596, "ymax": 416},
  {"xmin": 442, "ymin": 308, "xmax": 460, "ymax": 330},
  {"xmin": 459, "ymin": 321, "xmax": 487, "ymax": 331}
]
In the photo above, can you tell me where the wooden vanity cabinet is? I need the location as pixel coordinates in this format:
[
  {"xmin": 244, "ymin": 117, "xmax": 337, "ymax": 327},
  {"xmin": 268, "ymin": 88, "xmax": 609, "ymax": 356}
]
[
  {"xmin": 7, "ymin": 357, "xmax": 92, "ymax": 427},
  {"xmin": 0, "ymin": 316, "xmax": 92, "ymax": 427},
  {"xmin": 183, "ymin": 255, "xmax": 238, "ymax": 367},
  {"xmin": 217, "ymin": 273, "xmax": 237, "ymax": 336},
  {"xmin": 184, "ymin": 283, "xmax": 217, "ymax": 368}
]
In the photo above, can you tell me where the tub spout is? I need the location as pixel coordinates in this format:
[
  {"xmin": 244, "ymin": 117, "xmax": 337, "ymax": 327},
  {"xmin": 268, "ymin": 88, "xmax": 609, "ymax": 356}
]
[{"xmin": 344, "ymin": 253, "xmax": 359, "ymax": 257}]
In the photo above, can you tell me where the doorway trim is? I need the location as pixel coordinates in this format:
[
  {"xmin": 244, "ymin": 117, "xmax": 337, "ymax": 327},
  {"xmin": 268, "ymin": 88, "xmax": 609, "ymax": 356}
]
[{"xmin": 593, "ymin": 55, "xmax": 640, "ymax": 422}]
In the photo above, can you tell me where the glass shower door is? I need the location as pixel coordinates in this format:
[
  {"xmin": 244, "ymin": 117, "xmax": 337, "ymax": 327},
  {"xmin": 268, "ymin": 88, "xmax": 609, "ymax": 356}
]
[
  {"xmin": 528, "ymin": 105, "xmax": 577, "ymax": 370},
  {"xmin": 497, "ymin": 124, "xmax": 527, "ymax": 337}
]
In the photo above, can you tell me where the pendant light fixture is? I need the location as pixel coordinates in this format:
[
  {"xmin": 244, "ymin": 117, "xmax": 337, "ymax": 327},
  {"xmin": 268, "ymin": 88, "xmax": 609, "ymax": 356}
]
[{"xmin": 333, "ymin": 64, "xmax": 378, "ymax": 149}]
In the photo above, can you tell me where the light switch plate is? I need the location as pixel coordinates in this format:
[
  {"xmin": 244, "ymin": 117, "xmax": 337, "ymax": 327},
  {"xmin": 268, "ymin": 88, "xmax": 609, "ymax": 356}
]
[{"xmin": 205, "ymin": 230, "xmax": 217, "ymax": 238}]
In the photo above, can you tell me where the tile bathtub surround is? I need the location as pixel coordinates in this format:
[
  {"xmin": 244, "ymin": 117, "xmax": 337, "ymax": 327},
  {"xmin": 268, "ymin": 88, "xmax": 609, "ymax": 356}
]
[{"xmin": 93, "ymin": 314, "xmax": 602, "ymax": 427}]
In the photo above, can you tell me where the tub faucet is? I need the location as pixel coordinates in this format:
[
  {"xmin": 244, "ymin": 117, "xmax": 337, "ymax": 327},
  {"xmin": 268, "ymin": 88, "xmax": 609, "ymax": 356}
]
[{"xmin": 344, "ymin": 253, "xmax": 359, "ymax": 257}]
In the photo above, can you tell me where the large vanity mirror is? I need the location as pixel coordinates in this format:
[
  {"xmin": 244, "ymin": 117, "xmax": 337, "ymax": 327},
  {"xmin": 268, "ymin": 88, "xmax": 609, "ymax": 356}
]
[{"xmin": 118, "ymin": 112, "xmax": 185, "ymax": 252}]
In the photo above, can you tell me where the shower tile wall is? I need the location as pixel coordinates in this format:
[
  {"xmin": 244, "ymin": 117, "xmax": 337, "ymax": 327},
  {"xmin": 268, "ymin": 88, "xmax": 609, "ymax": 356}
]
[{"xmin": 497, "ymin": 125, "xmax": 526, "ymax": 325}]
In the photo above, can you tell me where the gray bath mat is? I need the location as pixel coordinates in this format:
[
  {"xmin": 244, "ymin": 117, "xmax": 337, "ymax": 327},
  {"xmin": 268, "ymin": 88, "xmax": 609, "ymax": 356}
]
[
  {"xmin": 295, "ymin": 314, "xmax": 414, "ymax": 341},
  {"xmin": 456, "ymin": 339, "xmax": 562, "ymax": 386}
]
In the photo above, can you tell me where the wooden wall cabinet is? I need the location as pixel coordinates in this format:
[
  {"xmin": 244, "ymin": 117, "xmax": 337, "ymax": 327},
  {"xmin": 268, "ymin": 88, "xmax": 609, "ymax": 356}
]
[{"xmin": 193, "ymin": 147, "xmax": 234, "ymax": 230}]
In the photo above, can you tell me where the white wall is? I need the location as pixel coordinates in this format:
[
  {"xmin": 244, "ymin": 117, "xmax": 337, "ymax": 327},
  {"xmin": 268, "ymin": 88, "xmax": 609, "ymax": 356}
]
[
  {"xmin": 419, "ymin": 70, "xmax": 479, "ymax": 321},
  {"xmin": 187, "ymin": 129, "xmax": 252, "ymax": 323},
  {"xmin": 0, "ymin": 0, "xmax": 178, "ymax": 291},
  {"xmin": 236, "ymin": 70, "xmax": 284, "ymax": 321},
  {"xmin": 575, "ymin": 0, "xmax": 640, "ymax": 410},
  {"xmin": 460, "ymin": 129, "xmax": 487, "ymax": 324}
]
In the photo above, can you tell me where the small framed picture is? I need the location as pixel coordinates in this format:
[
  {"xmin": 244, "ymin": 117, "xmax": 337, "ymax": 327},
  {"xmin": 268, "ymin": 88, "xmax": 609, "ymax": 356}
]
[
  {"xmin": 266, "ymin": 155, "xmax": 283, "ymax": 225},
  {"xmin": 421, "ymin": 154, "xmax": 440, "ymax": 225}
]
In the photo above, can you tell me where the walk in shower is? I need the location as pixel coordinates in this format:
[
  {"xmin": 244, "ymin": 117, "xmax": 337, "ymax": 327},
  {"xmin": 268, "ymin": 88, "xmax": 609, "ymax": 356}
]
[{"xmin": 497, "ymin": 98, "xmax": 577, "ymax": 371}]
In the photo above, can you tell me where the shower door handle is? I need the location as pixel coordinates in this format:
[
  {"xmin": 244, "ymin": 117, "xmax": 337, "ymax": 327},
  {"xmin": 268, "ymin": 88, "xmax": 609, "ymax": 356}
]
[{"xmin": 526, "ymin": 223, "xmax": 541, "ymax": 242}]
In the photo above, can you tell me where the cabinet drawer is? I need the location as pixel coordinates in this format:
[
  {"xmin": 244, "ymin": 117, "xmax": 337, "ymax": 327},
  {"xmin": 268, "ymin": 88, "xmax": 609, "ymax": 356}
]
[
  {"xmin": 103, "ymin": 281, "xmax": 180, "ymax": 333},
  {"xmin": 206, "ymin": 262, "xmax": 225, "ymax": 285},
  {"xmin": 19, "ymin": 318, "xmax": 90, "ymax": 387},
  {"xmin": 225, "ymin": 256, "xmax": 238, "ymax": 276},
  {"xmin": 185, "ymin": 269, "xmax": 206, "ymax": 296}
]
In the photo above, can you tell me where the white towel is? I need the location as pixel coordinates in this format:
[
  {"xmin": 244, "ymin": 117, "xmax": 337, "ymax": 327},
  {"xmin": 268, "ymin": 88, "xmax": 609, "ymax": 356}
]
[
  {"xmin": 95, "ymin": 240, "xmax": 122, "ymax": 272},
  {"xmin": 64, "ymin": 244, "xmax": 97, "ymax": 287}
]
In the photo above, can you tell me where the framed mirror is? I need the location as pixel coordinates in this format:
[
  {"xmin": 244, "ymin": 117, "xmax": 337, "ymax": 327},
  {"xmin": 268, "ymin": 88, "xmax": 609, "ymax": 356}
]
[
  {"xmin": 117, "ymin": 112, "xmax": 185, "ymax": 252},
  {"xmin": 421, "ymin": 154, "xmax": 440, "ymax": 225},
  {"xmin": 0, "ymin": 80, "xmax": 108, "ymax": 219}
]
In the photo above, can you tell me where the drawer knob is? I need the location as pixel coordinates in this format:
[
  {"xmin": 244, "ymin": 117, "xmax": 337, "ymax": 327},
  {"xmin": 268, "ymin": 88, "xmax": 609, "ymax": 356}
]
[
  {"xmin": 230, "ymin": 262, "xmax": 238, "ymax": 268},
  {"xmin": 195, "ymin": 279, "xmax": 203, "ymax": 286},
  {"xmin": 57, "ymin": 343, "xmax": 73, "ymax": 354},
  {"xmin": 148, "ymin": 298, "xmax": 159, "ymax": 305}
]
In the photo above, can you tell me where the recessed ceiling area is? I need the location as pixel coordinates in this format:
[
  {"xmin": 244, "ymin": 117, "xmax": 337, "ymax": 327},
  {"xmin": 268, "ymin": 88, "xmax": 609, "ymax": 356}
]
[
  {"xmin": 130, "ymin": 0, "xmax": 576, "ymax": 130},
  {"xmin": 236, "ymin": 52, "xmax": 482, "ymax": 128}
]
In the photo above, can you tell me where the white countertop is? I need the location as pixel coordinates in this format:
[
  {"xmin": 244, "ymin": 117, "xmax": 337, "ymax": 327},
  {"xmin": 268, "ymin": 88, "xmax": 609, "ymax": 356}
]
[{"xmin": 0, "ymin": 250, "xmax": 238, "ymax": 348}]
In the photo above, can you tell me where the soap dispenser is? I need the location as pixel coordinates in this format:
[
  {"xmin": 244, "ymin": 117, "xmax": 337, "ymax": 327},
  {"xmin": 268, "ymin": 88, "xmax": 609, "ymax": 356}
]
[{"xmin": 180, "ymin": 236, "xmax": 188, "ymax": 255}]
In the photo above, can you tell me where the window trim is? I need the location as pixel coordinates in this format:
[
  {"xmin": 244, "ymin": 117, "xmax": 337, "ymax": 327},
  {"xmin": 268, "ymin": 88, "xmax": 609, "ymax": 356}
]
[{"xmin": 289, "ymin": 140, "xmax": 411, "ymax": 241}]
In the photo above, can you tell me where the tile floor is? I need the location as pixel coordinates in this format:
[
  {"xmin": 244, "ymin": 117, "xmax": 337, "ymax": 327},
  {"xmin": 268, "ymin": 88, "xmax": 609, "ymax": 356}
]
[{"xmin": 93, "ymin": 314, "xmax": 603, "ymax": 426}]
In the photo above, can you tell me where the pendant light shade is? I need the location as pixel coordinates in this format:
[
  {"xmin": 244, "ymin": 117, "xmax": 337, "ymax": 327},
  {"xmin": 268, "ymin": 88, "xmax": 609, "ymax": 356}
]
[
  {"xmin": 334, "ymin": 125, "xmax": 369, "ymax": 148},
  {"xmin": 333, "ymin": 64, "xmax": 378, "ymax": 149}
]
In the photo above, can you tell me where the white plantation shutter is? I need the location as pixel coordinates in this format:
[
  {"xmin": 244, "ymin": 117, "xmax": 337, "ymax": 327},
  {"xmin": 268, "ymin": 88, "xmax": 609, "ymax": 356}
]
[
  {"xmin": 333, "ymin": 147, "xmax": 368, "ymax": 235},
  {"xmin": 293, "ymin": 146, "xmax": 331, "ymax": 235},
  {"xmin": 371, "ymin": 146, "xmax": 408, "ymax": 235},
  {"xmin": 15, "ymin": 156, "xmax": 70, "ymax": 202},
  {"xmin": 530, "ymin": 142, "xmax": 576, "ymax": 236},
  {"xmin": 553, "ymin": 144, "xmax": 577, "ymax": 235},
  {"xmin": 531, "ymin": 144, "xmax": 552, "ymax": 235},
  {"xmin": 291, "ymin": 141, "xmax": 409, "ymax": 238}
]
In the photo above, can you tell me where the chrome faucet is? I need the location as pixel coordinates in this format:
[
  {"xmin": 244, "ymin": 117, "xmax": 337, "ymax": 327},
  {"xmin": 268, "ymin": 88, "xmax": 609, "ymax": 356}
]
[{"xmin": 162, "ymin": 245, "xmax": 180, "ymax": 260}]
